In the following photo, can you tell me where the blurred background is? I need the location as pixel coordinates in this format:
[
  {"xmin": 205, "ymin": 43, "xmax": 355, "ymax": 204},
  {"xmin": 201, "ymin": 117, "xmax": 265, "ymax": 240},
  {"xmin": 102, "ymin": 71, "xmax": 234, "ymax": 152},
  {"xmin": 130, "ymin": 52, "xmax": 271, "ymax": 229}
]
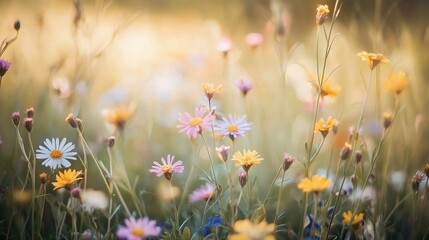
[{"xmin": 1, "ymin": 0, "xmax": 429, "ymax": 233}]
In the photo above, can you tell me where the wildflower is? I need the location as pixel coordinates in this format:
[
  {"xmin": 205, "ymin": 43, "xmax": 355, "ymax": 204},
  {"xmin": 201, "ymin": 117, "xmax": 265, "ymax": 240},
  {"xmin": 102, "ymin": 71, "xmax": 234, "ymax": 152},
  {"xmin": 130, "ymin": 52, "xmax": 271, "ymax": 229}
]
[
  {"xmin": 117, "ymin": 216, "xmax": 162, "ymax": 240},
  {"xmin": 202, "ymin": 82, "xmax": 223, "ymax": 101},
  {"xmin": 11, "ymin": 112, "xmax": 20, "ymax": 126},
  {"xmin": 0, "ymin": 59, "xmax": 11, "ymax": 77},
  {"xmin": 65, "ymin": 113, "xmax": 78, "ymax": 128},
  {"xmin": 82, "ymin": 229, "xmax": 92, "ymax": 240},
  {"xmin": 320, "ymin": 81, "xmax": 340, "ymax": 98},
  {"xmin": 216, "ymin": 145, "xmax": 230, "ymax": 162},
  {"xmin": 384, "ymin": 71, "xmax": 409, "ymax": 94},
  {"xmin": 214, "ymin": 114, "xmax": 252, "ymax": 141},
  {"xmin": 217, "ymin": 37, "xmax": 232, "ymax": 56},
  {"xmin": 149, "ymin": 155, "xmax": 184, "ymax": 181},
  {"xmin": 237, "ymin": 79, "xmax": 253, "ymax": 96},
  {"xmin": 283, "ymin": 153, "xmax": 296, "ymax": 171},
  {"xmin": 52, "ymin": 77, "xmax": 71, "ymax": 98},
  {"xmin": 314, "ymin": 117, "xmax": 337, "ymax": 138},
  {"xmin": 342, "ymin": 211, "xmax": 364, "ymax": 226},
  {"xmin": 304, "ymin": 214, "xmax": 321, "ymax": 239},
  {"xmin": 239, "ymin": 172, "xmax": 248, "ymax": 188},
  {"xmin": 157, "ymin": 181, "xmax": 180, "ymax": 201},
  {"xmin": 106, "ymin": 136, "xmax": 116, "ymax": 148},
  {"xmin": 357, "ymin": 51, "xmax": 390, "ymax": 70},
  {"xmin": 298, "ymin": 175, "xmax": 332, "ymax": 193},
  {"xmin": 189, "ymin": 183, "xmax": 216, "ymax": 203},
  {"xmin": 36, "ymin": 138, "xmax": 77, "ymax": 169},
  {"xmin": 229, "ymin": 219, "xmax": 275, "ymax": 240},
  {"xmin": 23, "ymin": 118, "xmax": 33, "ymax": 132},
  {"xmin": 39, "ymin": 173, "xmax": 48, "ymax": 184},
  {"xmin": 340, "ymin": 142, "xmax": 352, "ymax": 160},
  {"xmin": 246, "ymin": 33, "xmax": 263, "ymax": 49},
  {"xmin": 52, "ymin": 169, "xmax": 83, "ymax": 190},
  {"xmin": 383, "ymin": 112, "xmax": 394, "ymax": 129},
  {"xmin": 103, "ymin": 105, "xmax": 135, "ymax": 132},
  {"xmin": 82, "ymin": 189, "xmax": 109, "ymax": 210},
  {"xmin": 71, "ymin": 187, "xmax": 81, "ymax": 199},
  {"xmin": 316, "ymin": 4, "xmax": 330, "ymax": 25},
  {"xmin": 177, "ymin": 106, "xmax": 215, "ymax": 139},
  {"xmin": 199, "ymin": 215, "xmax": 223, "ymax": 236},
  {"xmin": 232, "ymin": 150, "xmax": 263, "ymax": 172}
]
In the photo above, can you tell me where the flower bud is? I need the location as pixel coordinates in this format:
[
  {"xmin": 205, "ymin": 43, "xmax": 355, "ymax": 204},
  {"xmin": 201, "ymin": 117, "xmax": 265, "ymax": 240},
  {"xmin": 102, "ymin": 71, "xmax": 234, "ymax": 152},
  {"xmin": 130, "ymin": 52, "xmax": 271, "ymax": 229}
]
[
  {"xmin": 39, "ymin": 173, "xmax": 48, "ymax": 184},
  {"xmin": 25, "ymin": 107, "xmax": 34, "ymax": 118},
  {"xmin": 282, "ymin": 153, "xmax": 296, "ymax": 171},
  {"xmin": 76, "ymin": 118, "xmax": 83, "ymax": 132},
  {"xmin": 216, "ymin": 145, "xmax": 230, "ymax": 162},
  {"xmin": 355, "ymin": 150, "xmax": 363, "ymax": 164},
  {"xmin": 11, "ymin": 112, "xmax": 20, "ymax": 126},
  {"xmin": 340, "ymin": 142, "xmax": 352, "ymax": 160},
  {"xmin": 316, "ymin": 5, "xmax": 330, "ymax": 25},
  {"xmin": 383, "ymin": 112, "xmax": 394, "ymax": 129},
  {"xmin": 71, "ymin": 187, "xmax": 81, "ymax": 199},
  {"xmin": 424, "ymin": 164, "xmax": 429, "ymax": 178},
  {"xmin": 65, "ymin": 114, "xmax": 78, "ymax": 128},
  {"xmin": 23, "ymin": 118, "xmax": 33, "ymax": 132},
  {"xmin": 106, "ymin": 136, "xmax": 116, "ymax": 148},
  {"xmin": 412, "ymin": 171, "xmax": 424, "ymax": 192},
  {"xmin": 14, "ymin": 19, "xmax": 21, "ymax": 31},
  {"xmin": 238, "ymin": 172, "xmax": 248, "ymax": 188}
]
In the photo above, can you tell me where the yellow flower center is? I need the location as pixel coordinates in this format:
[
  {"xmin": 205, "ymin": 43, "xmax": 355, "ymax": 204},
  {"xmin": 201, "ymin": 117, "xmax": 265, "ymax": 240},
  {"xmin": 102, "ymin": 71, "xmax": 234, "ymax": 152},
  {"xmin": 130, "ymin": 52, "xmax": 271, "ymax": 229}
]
[
  {"xmin": 189, "ymin": 117, "xmax": 203, "ymax": 127},
  {"xmin": 50, "ymin": 149, "xmax": 63, "ymax": 159},
  {"xmin": 130, "ymin": 227, "xmax": 145, "ymax": 237},
  {"xmin": 160, "ymin": 165, "xmax": 172, "ymax": 173},
  {"xmin": 227, "ymin": 125, "xmax": 238, "ymax": 132}
]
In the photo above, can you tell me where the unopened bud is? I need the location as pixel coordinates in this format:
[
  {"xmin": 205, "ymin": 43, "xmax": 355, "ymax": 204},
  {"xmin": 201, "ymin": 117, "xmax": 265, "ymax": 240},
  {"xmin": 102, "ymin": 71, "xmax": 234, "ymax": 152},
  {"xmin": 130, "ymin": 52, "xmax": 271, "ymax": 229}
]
[
  {"xmin": 106, "ymin": 136, "xmax": 115, "ymax": 148},
  {"xmin": 238, "ymin": 172, "xmax": 248, "ymax": 188},
  {"xmin": 424, "ymin": 164, "xmax": 429, "ymax": 178},
  {"xmin": 216, "ymin": 145, "xmax": 230, "ymax": 162},
  {"xmin": 11, "ymin": 112, "xmax": 20, "ymax": 126},
  {"xmin": 82, "ymin": 229, "xmax": 92, "ymax": 240},
  {"xmin": 383, "ymin": 112, "xmax": 394, "ymax": 129},
  {"xmin": 355, "ymin": 150, "xmax": 363, "ymax": 164},
  {"xmin": 71, "ymin": 187, "xmax": 81, "ymax": 199},
  {"xmin": 282, "ymin": 153, "xmax": 296, "ymax": 171},
  {"xmin": 76, "ymin": 118, "xmax": 83, "ymax": 132},
  {"xmin": 412, "ymin": 171, "xmax": 424, "ymax": 192},
  {"xmin": 39, "ymin": 173, "xmax": 48, "ymax": 184},
  {"xmin": 25, "ymin": 107, "xmax": 34, "ymax": 118},
  {"xmin": 23, "ymin": 118, "xmax": 33, "ymax": 132},
  {"xmin": 340, "ymin": 142, "xmax": 352, "ymax": 160},
  {"xmin": 65, "ymin": 114, "xmax": 78, "ymax": 128},
  {"xmin": 14, "ymin": 19, "xmax": 21, "ymax": 31}
]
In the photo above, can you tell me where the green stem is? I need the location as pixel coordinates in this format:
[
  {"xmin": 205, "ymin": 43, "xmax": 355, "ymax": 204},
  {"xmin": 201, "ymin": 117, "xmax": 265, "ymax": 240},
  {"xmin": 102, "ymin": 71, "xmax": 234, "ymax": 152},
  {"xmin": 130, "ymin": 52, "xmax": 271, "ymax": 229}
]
[{"xmin": 275, "ymin": 169, "xmax": 287, "ymax": 222}]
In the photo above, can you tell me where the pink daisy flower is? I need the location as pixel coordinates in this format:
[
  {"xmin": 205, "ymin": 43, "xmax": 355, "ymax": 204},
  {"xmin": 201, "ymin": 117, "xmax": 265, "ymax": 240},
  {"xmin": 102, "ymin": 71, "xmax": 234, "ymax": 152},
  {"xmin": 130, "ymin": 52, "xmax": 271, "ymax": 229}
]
[
  {"xmin": 236, "ymin": 79, "xmax": 253, "ymax": 96},
  {"xmin": 189, "ymin": 183, "xmax": 216, "ymax": 203},
  {"xmin": 214, "ymin": 114, "xmax": 252, "ymax": 141},
  {"xmin": 117, "ymin": 216, "xmax": 161, "ymax": 240},
  {"xmin": 177, "ymin": 107, "xmax": 215, "ymax": 139},
  {"xmin": 149, "ymin": 155, "xmax": 184, "ymax": 181}
]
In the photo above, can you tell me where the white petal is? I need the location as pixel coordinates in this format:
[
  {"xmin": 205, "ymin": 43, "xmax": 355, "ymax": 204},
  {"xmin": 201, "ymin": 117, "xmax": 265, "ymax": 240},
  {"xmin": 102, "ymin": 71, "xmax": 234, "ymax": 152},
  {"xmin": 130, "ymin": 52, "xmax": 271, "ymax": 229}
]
[{"xmin": 59, "ymin": 138, "xmax": 67, "ymax": 150}]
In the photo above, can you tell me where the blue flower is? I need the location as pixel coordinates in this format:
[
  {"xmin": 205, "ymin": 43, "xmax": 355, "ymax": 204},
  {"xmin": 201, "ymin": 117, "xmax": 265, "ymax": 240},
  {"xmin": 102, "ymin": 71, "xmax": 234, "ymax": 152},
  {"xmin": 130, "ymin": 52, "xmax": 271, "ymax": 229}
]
[
  {"xmin": 304, "ymin": 214, "xmax": 321, "ymax": 240},
  {"xmin": 199, "ymin": 215, "xmax": 223, "ymax": 236}
]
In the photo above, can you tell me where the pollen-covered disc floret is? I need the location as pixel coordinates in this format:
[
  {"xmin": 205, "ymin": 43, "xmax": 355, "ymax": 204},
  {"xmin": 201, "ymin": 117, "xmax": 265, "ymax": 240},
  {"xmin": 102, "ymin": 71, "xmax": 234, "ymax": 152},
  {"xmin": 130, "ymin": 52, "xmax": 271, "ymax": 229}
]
[{"xmin": 36, "ymin": 138, "xmax": 77, "ymax": 169}]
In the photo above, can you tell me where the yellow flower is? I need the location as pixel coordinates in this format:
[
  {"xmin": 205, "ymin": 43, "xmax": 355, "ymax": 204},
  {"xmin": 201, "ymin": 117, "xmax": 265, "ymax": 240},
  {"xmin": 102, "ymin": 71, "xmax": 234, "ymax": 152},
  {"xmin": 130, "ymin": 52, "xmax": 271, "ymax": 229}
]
[
  {"xmin": 232, "ymin": 150, "xmax": 263, "ymax": 172},
  {"xmin": 202, "ymin": 82, "xmax": 223, "ymax": 100},
  {"xmin": 298, "ymin": 175, "xmax": 332, "ymax": 193},
  {"xmin": 103, "ymin": 105, "xmax": 135, "ymax": 131},
  {"xmin": 342, "ymin": 211, "xmax": 364, "ymax": 225},
  {"xmin": 357, "ymin": 51, "xmax": 390, "ymax": 70},
  {"xmin": 228, "ymin": 219, "xmax": 275, "ymax": 240},
  {"xmin": 321, "ymin": 81, "xmax": 340, "ymax": 97},
  {"xmin": 314, "ymin": 117, "xmax": 337, "ymax": 137},
  {"xmin": 384, "ymin": 71, "xmax": 409, "ymax": 94},
  {"xmin": 52, "ymin": 169, "xmax": 83, "ymax": 190},
  {"xmin": 316, "ymin": 4, "xmax": 330, "ymax": 25}
]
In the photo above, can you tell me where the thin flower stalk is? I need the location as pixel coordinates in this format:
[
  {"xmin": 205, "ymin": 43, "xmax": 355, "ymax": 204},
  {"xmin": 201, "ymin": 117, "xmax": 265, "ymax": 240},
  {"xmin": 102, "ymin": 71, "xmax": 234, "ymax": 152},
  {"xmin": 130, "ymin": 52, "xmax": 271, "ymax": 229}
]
[{"xmin": 275, "ymin": 168, "xmax": 287, "ymax": 222}]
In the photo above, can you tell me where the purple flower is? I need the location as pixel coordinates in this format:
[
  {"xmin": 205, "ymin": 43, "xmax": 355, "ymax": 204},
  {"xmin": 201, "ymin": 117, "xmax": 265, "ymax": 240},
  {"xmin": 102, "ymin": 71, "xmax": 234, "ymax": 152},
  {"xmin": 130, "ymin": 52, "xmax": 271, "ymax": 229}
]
[
  {"xmin": 199, "ymin": 215, "xmax": 223, "ymax": 236},
  {"xmin": 117, "ymin": 216, "xmax": 161, "ymax": 240},
  {"xmin": 236, "ymin": 79, "xmax": 253, "ymax": 96},
  {"xmin": 0, "ymin": 59, "xmax": 11, "ymax": 77},
  {"xmin": 215, "ymin": 145, "xmax": 230, "ymax": 162},
  {"xmin": 177, "ymin": 107, "xmax": 215, "ymax": 139},
  {"xmin": 189, "ymin": 183, "xmax": 216, "ymax": 203},
  {"xmin": 214, "ymin": 114, "xmax": 252, "ymax": 141},
  {"xmin": 149, "ymin": 155, "xmax": 184, "ymax": 181}
]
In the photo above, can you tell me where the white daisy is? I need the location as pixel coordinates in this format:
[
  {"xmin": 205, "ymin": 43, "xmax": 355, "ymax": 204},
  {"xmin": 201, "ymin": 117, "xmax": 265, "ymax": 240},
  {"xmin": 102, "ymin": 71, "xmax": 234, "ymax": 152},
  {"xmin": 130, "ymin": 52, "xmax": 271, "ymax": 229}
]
[{"xmin": 36, "ymin": 138, "xmax": 77, "ymax": 169}]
